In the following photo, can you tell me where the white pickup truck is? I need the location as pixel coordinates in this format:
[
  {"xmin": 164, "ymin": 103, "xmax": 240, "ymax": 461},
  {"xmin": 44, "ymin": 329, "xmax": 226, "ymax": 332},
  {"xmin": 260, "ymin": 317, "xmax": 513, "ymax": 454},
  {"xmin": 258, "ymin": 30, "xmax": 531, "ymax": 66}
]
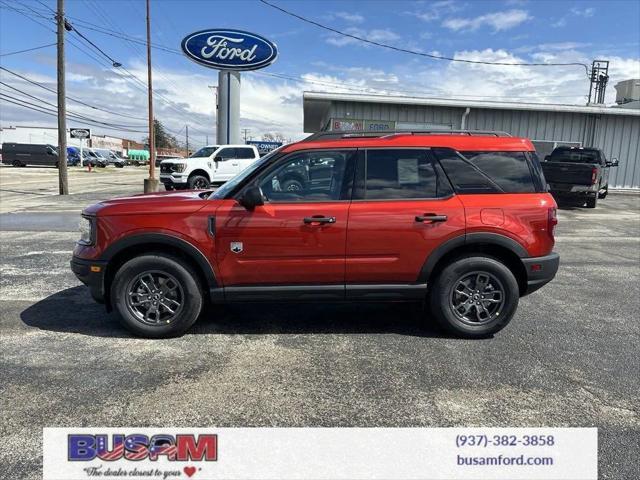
[{"xmin": 159, "ymin": 144, "xmax": 260, "ymax": 190}]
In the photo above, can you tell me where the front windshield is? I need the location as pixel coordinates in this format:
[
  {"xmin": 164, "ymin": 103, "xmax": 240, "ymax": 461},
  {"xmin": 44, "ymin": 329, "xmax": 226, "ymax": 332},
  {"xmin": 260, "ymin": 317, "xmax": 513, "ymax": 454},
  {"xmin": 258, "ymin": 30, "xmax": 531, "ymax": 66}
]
[
  {"xmin": 212, "ymin": 147, "xmax": 284, "ymax": 199},
  {"xmin": 191, "ymin": 146, "xmax": 219, "ymax": 158}
]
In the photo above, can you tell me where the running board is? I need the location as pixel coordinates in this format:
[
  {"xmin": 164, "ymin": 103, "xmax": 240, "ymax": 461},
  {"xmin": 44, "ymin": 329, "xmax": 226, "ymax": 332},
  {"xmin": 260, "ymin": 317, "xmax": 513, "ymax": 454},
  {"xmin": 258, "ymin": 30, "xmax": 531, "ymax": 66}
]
[{"xmin": 210, "ymin": 284, "xmax": 428, "ymax": 302}]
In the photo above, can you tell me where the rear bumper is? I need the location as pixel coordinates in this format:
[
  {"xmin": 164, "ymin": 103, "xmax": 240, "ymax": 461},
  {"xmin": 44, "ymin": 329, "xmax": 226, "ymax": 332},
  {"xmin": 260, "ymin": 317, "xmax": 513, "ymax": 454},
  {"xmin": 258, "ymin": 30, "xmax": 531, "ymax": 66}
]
[
  {"xmin": 549, "ymin": 183, "xmax": 598, "ymax": 194},
  {"xmin": 521, "ymin": 252, "xmax": 560, "ymax": 295},
  {"xmin": 71, "ymin": 256, "xmax": 107, "ymax": 304}
]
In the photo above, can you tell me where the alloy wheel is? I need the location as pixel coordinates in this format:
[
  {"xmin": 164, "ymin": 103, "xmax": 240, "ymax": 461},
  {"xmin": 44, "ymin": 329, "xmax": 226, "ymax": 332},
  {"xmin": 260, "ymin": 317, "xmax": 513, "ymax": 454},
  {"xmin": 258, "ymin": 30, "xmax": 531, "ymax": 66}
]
[
  {"xmin": 125, "ymin": 270, "xmax": 184, "ymax": 326},
  {"xmin": 449, "ymin": 271, "xmax": 506, "ymax": 325}
]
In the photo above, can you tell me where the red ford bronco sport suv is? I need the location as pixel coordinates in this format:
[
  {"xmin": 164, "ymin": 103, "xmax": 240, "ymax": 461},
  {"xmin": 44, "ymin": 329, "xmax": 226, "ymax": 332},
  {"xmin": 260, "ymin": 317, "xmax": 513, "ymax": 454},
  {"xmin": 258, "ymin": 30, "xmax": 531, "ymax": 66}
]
[{"xmin": 71, "ymin": 130, "xmax": 559, "ymax": 339}]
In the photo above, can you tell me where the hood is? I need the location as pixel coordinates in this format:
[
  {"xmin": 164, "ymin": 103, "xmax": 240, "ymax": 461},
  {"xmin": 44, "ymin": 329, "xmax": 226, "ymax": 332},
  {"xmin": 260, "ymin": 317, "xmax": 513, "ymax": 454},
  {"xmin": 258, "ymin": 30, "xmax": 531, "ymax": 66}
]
[
  {"xmin": 161, "ymin": 157, "xmax": 209, "ymax": 164},
  {"xmin": 83, "ymin": 190, "xmax": 214, "ymax": 216}
]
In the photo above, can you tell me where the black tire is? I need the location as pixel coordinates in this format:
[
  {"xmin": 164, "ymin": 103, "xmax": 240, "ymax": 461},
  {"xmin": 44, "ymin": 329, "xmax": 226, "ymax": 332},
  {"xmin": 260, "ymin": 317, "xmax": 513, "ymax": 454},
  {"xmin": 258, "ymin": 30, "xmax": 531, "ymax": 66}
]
[
  {"xmin": 188, "ymin": 174, "xmax": 210, "ymax": 190},
  {"xmin": 116, "ymin": 163, "xmax": 124, "ymax": 168},
  {"xmin": 429, "ymin": 256, "xmax": 519, "ymax": 338},
  {"xmin": 586, "ymin": 194, "xmax": 598, "ymax": 208},
  {"xmin": 111, "ymin": 254, "xmax": 203, "ymax": 338},
  {"xmin": 164, "ymin": 184, "xmax": 175, "ymax": 191},
  {"xmin": 133, "ymin": 161, "xmax": 140, "ymax": 167},
  {"xmin": 12, "ymin": 160, "xmax": 22, "ymax": 167},
  {"xmin": 281, "ymin": 178, "xmax": 304, "ymax": 192}
]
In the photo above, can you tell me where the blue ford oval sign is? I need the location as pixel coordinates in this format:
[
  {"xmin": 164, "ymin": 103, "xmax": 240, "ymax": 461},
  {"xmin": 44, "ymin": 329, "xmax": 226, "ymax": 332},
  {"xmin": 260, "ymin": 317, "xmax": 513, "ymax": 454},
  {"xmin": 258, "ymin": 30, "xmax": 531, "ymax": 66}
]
[{"xmin": 181, "ymin": 29, "xmax": 278, "ymax": 71}]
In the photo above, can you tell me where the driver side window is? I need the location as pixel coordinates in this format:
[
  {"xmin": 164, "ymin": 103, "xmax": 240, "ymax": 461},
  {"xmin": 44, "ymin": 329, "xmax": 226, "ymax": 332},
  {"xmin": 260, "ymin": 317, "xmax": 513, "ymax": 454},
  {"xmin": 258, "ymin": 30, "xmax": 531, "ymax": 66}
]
[{"xmin": 257, "ymin": 150, "xmax": 354, "ymax": 202}]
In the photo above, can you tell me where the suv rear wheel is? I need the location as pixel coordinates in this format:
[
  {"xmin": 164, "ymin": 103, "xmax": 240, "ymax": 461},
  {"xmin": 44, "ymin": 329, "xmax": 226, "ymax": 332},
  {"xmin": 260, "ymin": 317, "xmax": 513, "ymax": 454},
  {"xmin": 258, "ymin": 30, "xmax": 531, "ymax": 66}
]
[
  {"xmin": 111, "ymin": 254, "xmax": 203, "ymax": 338},
  {"xmin": 429, "ymin": 256, "xmax": 519, "ymax": 338}
]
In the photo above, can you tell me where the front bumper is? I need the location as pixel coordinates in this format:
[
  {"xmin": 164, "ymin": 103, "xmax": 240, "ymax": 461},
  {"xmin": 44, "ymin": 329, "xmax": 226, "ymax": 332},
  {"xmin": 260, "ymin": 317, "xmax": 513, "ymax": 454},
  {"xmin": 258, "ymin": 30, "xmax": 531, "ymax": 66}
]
[
  {"xmin": 160, "ymin": 173, "xmax": 187, "ymax": 186},
  {"xmin": 521, "ymin": 252, "xmax": 560, "ymax": 295},
  {"xmin": 71, "ymin": 256, "xmax": 108, "ymax": 304}
]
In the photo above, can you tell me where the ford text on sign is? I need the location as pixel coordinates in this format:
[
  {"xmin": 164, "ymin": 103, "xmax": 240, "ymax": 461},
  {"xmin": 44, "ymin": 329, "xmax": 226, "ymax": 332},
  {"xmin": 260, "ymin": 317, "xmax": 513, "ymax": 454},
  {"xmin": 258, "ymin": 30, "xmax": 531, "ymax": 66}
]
[{"xmin": 181, "ymin": 29, "xmax": 278, "ymax": 71}]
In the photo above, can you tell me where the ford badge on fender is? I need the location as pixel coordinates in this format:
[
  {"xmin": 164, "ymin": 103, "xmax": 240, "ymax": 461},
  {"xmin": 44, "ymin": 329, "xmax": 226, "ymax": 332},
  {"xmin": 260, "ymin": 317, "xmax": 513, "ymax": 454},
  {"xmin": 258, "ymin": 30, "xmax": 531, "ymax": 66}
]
[{"xmin": 181, "ymin": 29, "xmax": 278, "ymax": 71}]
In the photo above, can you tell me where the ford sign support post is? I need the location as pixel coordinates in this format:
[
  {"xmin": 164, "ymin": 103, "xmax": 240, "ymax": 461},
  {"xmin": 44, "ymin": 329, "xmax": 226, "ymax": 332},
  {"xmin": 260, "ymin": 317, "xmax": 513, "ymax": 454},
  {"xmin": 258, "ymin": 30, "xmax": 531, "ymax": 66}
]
[{"xmin": 180, "ymin": 29, "xmax": 278, "ymax": 145}]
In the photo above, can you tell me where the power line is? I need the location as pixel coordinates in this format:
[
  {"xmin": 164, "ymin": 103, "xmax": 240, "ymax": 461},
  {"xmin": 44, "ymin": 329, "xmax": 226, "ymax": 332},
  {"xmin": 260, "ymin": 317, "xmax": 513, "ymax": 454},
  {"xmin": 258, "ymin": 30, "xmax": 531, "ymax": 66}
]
[
  {"xmin": 259, "ymin": 0, "xmax": 590, "ymax": 75},
  {"xmin": 0, "ymin": 42, "xmax": 57, "ymax": 57},
  {"xmin": 0, "ymin": 85, "xmax": 146, "ymax": 129},
  {"xmin": 0, "ymin": 66, "xmax": 149, "ymax": 121},
  {"xmin": 0, "ymin": 93, "xmax": 148, "ymax": 133}
]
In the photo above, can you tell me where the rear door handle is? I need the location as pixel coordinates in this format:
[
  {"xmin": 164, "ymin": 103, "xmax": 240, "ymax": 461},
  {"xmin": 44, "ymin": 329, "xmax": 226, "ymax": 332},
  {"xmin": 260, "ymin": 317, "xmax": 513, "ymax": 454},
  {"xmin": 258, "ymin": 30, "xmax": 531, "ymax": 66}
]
[
  {"xmin": 415, "ymin": 214, "xmax": 448, "ymax": 223},
  {"xmin": 304, "ymin": 216, "xmax": 336, "ymax": 224}
]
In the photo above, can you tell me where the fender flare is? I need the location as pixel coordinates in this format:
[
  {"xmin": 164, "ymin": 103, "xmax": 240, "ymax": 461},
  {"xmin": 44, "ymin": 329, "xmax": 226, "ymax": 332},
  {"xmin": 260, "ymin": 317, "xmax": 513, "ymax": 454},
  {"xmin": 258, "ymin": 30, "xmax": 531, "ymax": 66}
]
[
  {"xmin": 101, "ymin": 233, "xmax": 218, "ymax": 288},
  {"xmin": 418, "ymin": 233, "xmax": 528, "ymax": 283}
]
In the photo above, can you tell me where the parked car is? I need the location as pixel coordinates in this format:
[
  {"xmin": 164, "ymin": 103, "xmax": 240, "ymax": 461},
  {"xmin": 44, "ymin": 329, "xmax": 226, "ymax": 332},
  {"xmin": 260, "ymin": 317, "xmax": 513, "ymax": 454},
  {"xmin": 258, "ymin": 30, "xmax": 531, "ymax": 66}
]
[
  {"xmin": 160, "ymin": 145, "xmax": 260, "ymax": 190},
  {"xmin": 2, "ymin": 142, "xmax": 59, "ymax": 167},
  {"xmin": 94, "ymin": 148, "xmax": 126, "ymax": 168},
  {"xmin": 82, "ymin": 149, "xmax": 107, "ymax": 168},
  {"xmin": 66, "ymin": 147, "xmax": 82, "ymax": 166},
  {"xmin": 72, "ymin": 130, "xmax": 559, "ymax": 339},
  {"xmin": 541, "ymin": 146, "xmax": 618, "ymax": 208},
  {"xmin": 155, "ymin": 154, "xmax": 183, "ymax": 168}
]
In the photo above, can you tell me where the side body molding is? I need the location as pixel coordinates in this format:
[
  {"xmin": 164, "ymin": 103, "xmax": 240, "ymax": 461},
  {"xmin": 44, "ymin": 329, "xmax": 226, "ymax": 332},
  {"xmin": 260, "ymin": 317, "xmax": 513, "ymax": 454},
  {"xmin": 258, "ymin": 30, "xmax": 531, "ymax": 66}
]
[
  {"xmin": 101, "ymin": 233, "xmax": 218, "ymax": 288},
  {"xmin": 418, "ymin": 232, "xmax": 529, "ymax": 283}
]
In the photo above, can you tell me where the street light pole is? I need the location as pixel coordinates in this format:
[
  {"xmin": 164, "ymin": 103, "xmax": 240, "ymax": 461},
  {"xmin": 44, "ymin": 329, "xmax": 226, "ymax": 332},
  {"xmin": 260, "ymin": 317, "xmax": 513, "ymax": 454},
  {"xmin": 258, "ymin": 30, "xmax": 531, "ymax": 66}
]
[
  {"xmin": 143, "ymin": 0, "xmax": 158, "ymax": 193},
  {"xmin": 56, "ymin": 0, "xmax": 68, "ymax": 195}
]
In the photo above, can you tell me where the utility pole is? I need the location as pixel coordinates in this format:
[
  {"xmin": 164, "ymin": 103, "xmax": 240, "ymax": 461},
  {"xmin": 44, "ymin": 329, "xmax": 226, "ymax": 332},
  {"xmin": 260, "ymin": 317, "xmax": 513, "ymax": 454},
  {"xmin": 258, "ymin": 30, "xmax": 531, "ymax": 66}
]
[
  {"xmin": 56, "ymin": 0, "xmax": 68, "ymax": 195},
  {"xmin": 143, "ymin": 0, "xmax": 158, "ymax": 193},
  {"xmin": 185, "ymin": 125, "xmax": 189, "ymax": 156},
  {"xmin": 242, "ymin": 128, "xmax": 250, "ymax": 143}
]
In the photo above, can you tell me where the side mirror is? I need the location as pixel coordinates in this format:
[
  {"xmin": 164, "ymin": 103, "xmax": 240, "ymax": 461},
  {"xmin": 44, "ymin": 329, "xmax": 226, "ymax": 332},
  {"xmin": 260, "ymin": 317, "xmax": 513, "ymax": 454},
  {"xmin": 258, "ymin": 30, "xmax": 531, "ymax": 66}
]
[
  {"xmin": 609, "ymin": 158, "xmax": 619, "ymax": 167},
  {"xmin": 214, "ymin": 156, "xmax": 222, "ymax": 162},
  {"xmin": 544, "ymin": 155, "xmax": 550, "ymax": 161},
  {"xmin": 238, "ymin": 185, "xmax": 264, "ymax": 210}
]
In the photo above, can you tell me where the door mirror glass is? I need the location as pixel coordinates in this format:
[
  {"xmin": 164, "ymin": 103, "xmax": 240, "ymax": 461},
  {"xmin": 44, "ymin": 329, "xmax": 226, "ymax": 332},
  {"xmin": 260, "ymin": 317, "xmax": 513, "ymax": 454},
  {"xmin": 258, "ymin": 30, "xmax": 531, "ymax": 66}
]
[
  {"xmin": 214, "ymin": 156, "xmax": 222, "ymax": 162},
  {"xmin": 239, "ymin": 185, "xmax": 264, "ymax": 210}
]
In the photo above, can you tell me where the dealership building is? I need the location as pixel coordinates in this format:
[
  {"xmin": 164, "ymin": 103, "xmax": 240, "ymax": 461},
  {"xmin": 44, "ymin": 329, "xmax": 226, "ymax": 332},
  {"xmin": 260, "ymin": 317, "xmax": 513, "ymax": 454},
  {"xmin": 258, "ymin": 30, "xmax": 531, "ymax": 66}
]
[{"xmin": 303, "ymin": 91, "xmax": 640, "ymax": 190}]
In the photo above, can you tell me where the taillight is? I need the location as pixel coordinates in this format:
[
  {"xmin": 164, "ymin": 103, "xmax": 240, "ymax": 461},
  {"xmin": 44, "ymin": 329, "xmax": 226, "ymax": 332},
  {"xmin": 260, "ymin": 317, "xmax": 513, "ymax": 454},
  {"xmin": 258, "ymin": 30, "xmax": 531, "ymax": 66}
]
[
  {"xmin": 548, "ymin": 207, "xmax": 558, "ymax": 239},
  {"xmin": 591, "ymin": 167, "xmax": 598, "ymax": 185}
]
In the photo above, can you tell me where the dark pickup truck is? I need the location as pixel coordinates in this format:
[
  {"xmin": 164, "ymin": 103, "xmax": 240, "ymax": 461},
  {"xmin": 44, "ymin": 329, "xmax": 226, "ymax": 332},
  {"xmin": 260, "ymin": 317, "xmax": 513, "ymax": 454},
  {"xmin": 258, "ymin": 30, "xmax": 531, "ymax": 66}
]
[{"xmin": 541, "ymin": 146, "xmax": 618, "ymax": 208}]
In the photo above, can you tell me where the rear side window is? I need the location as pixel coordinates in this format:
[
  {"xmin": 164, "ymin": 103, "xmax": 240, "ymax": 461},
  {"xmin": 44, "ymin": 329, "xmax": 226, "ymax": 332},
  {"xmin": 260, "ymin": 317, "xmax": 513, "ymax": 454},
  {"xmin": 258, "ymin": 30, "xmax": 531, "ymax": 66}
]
[
  {"xmin": 433, "ymin": 148, "xmax": 500, "ymax": 194},
  {"xmin": 356, "ymin": 149, "xmax": 453, "ymax": 200},
  {"xmin": 235, "ymin": 147, "xmax": 256, "ymax": 159},
  {"xmin": 461, "ymin": 151, "xmax": 536, "ymax": 193}
]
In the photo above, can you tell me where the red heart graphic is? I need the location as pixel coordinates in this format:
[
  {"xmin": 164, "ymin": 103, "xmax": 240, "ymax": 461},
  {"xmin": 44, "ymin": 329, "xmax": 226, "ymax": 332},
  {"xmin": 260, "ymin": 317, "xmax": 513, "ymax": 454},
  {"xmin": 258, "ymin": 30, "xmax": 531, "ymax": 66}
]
[{"xmin": 183, "ymin": 466, "xmax": 197, "ymax": 478}]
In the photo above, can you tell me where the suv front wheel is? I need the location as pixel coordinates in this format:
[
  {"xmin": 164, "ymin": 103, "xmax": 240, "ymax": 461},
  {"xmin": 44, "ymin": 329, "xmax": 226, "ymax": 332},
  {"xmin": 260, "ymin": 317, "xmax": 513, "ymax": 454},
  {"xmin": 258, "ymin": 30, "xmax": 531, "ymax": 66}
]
[
  {"xmin": 111, "ymin": 254, "xmax": 203, "ymax": 338},
  {"xmin": 429, "ymin": 256, "xmax": 519, "ymax": 338}
]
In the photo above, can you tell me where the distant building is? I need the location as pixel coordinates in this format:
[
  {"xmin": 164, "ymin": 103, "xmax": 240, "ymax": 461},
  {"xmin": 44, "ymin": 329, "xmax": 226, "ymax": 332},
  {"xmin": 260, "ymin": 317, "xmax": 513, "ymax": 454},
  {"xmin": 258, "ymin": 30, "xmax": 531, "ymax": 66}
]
[{"xmin": 303, "ymin": 91, "xmax": 640, "ymax": 189}]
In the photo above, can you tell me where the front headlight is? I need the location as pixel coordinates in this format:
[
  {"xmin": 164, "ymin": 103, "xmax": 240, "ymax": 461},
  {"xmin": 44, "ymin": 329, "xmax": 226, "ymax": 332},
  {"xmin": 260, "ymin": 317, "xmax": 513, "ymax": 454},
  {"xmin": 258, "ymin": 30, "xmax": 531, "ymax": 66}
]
[
  {"xmin": 173, "ymin": 163, "xmax": 186, "ymax": 173},
  {"xmin": 78, "ymin": 216, "xmax": 94, "ymax": 245}
]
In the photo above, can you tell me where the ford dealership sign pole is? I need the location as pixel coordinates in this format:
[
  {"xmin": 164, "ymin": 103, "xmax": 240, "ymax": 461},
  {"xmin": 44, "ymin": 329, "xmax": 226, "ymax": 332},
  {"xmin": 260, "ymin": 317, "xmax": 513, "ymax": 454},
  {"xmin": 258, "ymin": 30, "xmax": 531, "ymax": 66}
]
[{"xmin": 181, "ymin": 29, "xmax": 278, "ymax": 144}]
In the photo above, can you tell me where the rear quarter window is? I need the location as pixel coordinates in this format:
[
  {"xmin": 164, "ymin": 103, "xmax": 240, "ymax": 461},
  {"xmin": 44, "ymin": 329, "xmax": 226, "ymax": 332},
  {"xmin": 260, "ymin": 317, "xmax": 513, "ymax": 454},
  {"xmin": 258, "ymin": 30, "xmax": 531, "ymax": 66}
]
[{"xmin": 461, "ymin": 151, "xmax": 536, "ymax": 193}]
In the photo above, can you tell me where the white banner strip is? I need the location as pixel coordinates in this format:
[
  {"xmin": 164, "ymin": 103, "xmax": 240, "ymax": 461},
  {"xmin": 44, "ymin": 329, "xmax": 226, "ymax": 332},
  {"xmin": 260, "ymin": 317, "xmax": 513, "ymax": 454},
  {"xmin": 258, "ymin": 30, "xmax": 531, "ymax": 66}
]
[{"xmin": 43, "ymin": 427, "xmax": 597, "ymax": 480}]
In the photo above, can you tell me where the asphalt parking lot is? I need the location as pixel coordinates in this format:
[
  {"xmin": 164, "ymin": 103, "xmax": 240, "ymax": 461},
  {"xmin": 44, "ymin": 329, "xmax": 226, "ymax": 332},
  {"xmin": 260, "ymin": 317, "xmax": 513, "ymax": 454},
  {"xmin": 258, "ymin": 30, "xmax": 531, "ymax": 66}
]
[{"xmin": 1, "ymin": 166, "xmax": 639, "ymax": 479}]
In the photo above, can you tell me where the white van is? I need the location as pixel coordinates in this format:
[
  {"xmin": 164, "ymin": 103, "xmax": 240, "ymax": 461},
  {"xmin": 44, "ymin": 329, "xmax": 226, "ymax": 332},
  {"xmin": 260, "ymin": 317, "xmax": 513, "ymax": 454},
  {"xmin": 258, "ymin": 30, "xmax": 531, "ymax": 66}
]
[{"xmin": 159, "ymin": 145, "xmax": 260, "ymax": 190}]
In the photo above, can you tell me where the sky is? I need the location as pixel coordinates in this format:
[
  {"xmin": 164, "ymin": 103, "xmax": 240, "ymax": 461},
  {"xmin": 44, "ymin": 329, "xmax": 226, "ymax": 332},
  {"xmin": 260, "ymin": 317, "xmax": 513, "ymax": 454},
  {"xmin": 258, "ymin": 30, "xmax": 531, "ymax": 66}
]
[{"xmin": 1, "ymin": 0, "xmax": 639, "ymax": 148}]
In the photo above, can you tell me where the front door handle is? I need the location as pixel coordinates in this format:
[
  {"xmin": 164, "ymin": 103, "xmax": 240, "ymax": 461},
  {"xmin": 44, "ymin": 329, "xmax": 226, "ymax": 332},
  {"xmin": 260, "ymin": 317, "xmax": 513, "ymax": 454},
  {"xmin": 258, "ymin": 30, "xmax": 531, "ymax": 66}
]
[
  {"xmin": 415, "ymin": 214, "xmax": 448, "ymax": 223},
  {"xmin": 304, "ymin": 216, "xmax": 336, "ymax": 225}
]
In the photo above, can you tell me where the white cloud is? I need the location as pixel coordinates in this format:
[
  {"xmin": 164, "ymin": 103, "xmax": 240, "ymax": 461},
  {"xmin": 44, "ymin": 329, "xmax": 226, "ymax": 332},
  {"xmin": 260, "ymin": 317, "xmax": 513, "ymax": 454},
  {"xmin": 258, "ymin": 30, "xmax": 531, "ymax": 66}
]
[
  {"xmin": 333, "ymin": 11, "xmax": 365, "ymax": 23},
  {"xmin": 443, "ymin": 9, "xmax": 532, "ymax": 32},
  {"xmin": 325, "ymin": 28, "xmax": 400, "ymax": 47},
  {"xmin": 570, "ymin": 7, "xmax": 595, "ymax": 17},
  {"xmin": 406, "ymin": 0, "xmax": 461, "ymax": 22}
]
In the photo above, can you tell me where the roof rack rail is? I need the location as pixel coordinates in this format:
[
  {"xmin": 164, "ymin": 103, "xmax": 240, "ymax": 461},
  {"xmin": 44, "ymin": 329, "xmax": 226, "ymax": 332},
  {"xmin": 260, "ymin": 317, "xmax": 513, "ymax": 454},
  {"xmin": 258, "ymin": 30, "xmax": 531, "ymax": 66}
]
[{"xmin": 302, "ymin": 129, "xmax": 512, "ymax": 142}]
